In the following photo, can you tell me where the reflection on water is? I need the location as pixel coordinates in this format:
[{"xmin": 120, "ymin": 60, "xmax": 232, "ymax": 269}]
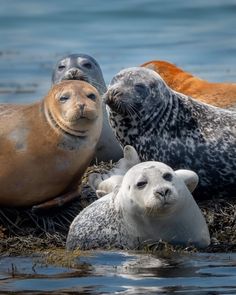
[{"xmin": 0, "ymin": 251, "xmax": 236, "ymax": 294}]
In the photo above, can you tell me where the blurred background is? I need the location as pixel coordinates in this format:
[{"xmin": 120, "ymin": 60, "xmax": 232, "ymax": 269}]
[{"xmin": 0, "ymin": 0, "xmax": 236, "ymax": 103}]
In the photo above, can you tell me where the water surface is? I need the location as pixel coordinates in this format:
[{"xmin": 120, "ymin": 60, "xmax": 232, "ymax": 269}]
[
  {"xmin": 0, "ymin": 0, "xmax": 236, "ymax": 104},
  {"xmin": 0, "ymin": 251, "xmax": 236, "ymax": 294}
]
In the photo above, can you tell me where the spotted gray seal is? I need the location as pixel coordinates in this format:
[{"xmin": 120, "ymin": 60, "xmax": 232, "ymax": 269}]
[
  {"xmin": 103, "ymin": 67, "xmax": 236, "ymax": 200},
  {"xmin": 52, "ymin": 54, "xmax": 122, "ymax": 162},
  {"xmin": 66, "ymin": 161, "xmax": 210, "ymax": 250}
]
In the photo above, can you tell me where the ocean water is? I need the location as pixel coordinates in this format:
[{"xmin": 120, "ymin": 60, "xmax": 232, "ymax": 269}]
[
  {"xmin": 0, "ymin": 251, "xmax": 236, "ymax": 294},
  {"xmin": 0, "ymin": 0, "xmax": 236, "ymax": 293},
  {"xmin": 0, "ymin": 0, "xmax": 236, "ymax": 104}
]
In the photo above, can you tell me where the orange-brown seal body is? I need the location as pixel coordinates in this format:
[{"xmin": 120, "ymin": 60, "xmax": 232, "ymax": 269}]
[
  {"xmin": 0, "ymin": 80, "xmax": 102, "ymax": 207},
  {"xmin": 141, "ymin": 60, "xmax": 236, "ymax": 108}
]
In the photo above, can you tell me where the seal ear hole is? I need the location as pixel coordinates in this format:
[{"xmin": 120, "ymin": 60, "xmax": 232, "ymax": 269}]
[
  {"xmin": 87, "ymin": 93, "xmax": 96, "ymax": 101},
  {"xmin": 163, "ymin": 172, "xmax": 173, "ymax": 182},
  {"xmin": 82, "ymin": 62, "xmax": 92, "ymax": 69},
  {"xmin": 136, "ymin": 180, "xmax": 148, "ymax": 190}
]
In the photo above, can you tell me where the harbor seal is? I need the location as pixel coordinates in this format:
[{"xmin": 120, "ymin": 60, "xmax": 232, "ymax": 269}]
[
  {"xmin": 142, "ymin": 60, "xmax": 236, "ymax": 109},
  {"xmin": 52, "ymin": 54, "xmax": 122, "ymax": 162},
  {"xmin": 104, "ymin": 67, "xmax": 236, "ymax": 200},
  {"xmin": 66, "ymin": 162, "xmax": 210, "ymax": 250},
  {"xmin": 89, "ymin": 145, "xmax": 140, "ymax": 197},
  {"xmin": 0, "ymin": 80, "xmax": 103, "ymax": 207}
]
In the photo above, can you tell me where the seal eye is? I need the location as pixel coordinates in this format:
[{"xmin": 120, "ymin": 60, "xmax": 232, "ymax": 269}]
[
  {"xmin": 136, "ymin": 180, "xmax": 147, "ymax": 189},
  {"xmin": 83, "ymin": 62, "xmax": 92, "ymax": 69},
  {"xmin": 59, "ymin": 95, "xmax": 70, "ymax": 103},
  {"xmin": 163, "ymin": 172, "xmax": 173, "ymax": 182},
  {"xmin": 134, "ymin": 83, "xmax": 148, "ymax": 96},
  {"xmin": 58, "ymin": 65, "xmax": 66, "ymax": 71},
  {"xmin": 87, "ymin": 93, "xmax": 96, "ymax": 101}
]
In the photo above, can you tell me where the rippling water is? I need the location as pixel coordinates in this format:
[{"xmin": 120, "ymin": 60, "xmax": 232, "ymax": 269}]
[
  {"xmin": 0, "ymin": 0, "xmax": 236, "ymax": 293},
  {"xmin": 0, "ymin": 0, "xmax": 236, "ymax": 104},
  {"xmin": 0, "ymin": 251, "xmax": 236, "ymax": 294}
]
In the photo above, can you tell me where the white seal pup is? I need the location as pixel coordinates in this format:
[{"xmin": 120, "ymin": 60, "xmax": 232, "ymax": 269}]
[
  {"xmin": 89, "ymin": 145, "xmax": 140, "ymax": 197},
  {"xmin": 52, "ymin": 53, "xmax": 122, "ymax": 162},
  {"xmin": 104, "ymin": 67, "xmax": 236, "ymax": 200},
  {"xmin": 66, "ymin": 162, "xmax": 210, "ymax": 250}
]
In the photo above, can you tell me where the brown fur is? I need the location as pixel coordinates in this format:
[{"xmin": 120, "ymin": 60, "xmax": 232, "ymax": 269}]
[
  {"xmin": 0, "ymin": 80, "xmax": 102, "ymax": 207},
  {"xmin": 141, "ymin": 60, "xmax": 236, "ymax": 108}
]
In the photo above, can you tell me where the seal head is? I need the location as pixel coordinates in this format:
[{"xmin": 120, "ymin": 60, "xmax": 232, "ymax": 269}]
[
  {"xmin": 52, "ymin": 54, "xmax": 107, "ymax": 95},
  {"xmin": 45, "ymin": 80, "xmax": 100, "ymax": 138}
]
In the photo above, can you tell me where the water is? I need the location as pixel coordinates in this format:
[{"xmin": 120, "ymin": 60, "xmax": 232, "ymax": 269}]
[
  {"xmin": 0, "ymin": 251, "xmax": 236, "ymax": 294},
  {"xmin": 1, "ymin": 0, "xmax": 236, "ymax": 104},
  {"xmin": 0, "ymin": 0, "xmax": 236, "ymax": 293}
]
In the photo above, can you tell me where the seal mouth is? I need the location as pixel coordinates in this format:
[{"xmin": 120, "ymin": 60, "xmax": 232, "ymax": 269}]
[
  {"xmin": 62, "ymin": 72, "xmax": 89, "ymax": 83},
  {"xmin": 57, "ymin": 116, "xmax": 91, "ymax": 137},
  {"xmin": 44, "ymin": 105, "xmax": 88, "ymax": 138}
]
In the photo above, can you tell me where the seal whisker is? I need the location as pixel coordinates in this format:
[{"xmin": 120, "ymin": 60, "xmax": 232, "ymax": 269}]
[{"xmin": 127, "ymin": 103, "xmax": 141, "ymax": 119}]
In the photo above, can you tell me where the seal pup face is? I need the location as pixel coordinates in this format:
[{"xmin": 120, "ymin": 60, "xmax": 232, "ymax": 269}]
[
  {"xmin": 52, "ymin": 53, "xmax": 107, "ymax": 95},
  {"xmin": 45, "ymin": 80, "xmax": 102, "ymax": 137},
  {"xmin": 120, "ymin": 161, "xmax": 199, "ymax": 217},
  {"xmin": 104, "ymin": 67, "xmax": 170, "ymax": 118}
]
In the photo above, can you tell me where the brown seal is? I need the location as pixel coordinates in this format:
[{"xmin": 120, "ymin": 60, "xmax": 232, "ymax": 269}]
[
  {"xmin": 0, "ymin": 80, "xmax": 102, "ymax": 207},
  {"xmin": 141, "ymin": 60, "xmax": 236, "ymax": 108}
]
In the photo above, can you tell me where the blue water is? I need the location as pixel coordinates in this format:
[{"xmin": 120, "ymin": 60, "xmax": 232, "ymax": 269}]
[
  {"xmin": 0, "ymin": 0, "xmax": 236, "ymax": 293},
  {"xmin": 0, "ymin": 0, "xmax": 236, "ymax": 104},
  {"xmin": 0, "ymin": 251, "xmax": 236, "ymax": 294}
]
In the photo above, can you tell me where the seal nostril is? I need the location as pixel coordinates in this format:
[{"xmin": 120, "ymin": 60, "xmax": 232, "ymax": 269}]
[
  {"xmin": 164, "ymin": 188, "xmax": 171, "ymax": 196},
  {"xmin": 69, "ymin": 69, "xmax": 78, "ymax": 76},
  {"xmin": 79, "ymin": 104, "xmax": 85, "ymax": 111},
  {"xmin": 154, "ymin": 187, "xmax": 171, "ymax": 198}
]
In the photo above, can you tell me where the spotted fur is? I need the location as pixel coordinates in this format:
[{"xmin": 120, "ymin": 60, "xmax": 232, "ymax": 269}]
[
  {"xmin": 66, "ymin": 192, "xmax": 138, "ymax": 250},
  {"xmin": 105, "ymin": 67, "xmax": 236, "ymax": 199}
]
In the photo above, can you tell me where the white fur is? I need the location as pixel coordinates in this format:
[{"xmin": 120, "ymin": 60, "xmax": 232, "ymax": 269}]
[
  {"xmin": 116, "ymin": 161, "xmax": 210, "ymax": 248},
  {"xmin": 89, "ymin": 145, "xmax": 140, "ymax": 197}
]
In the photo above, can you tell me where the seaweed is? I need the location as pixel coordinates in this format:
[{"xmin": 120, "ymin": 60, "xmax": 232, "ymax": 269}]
[{"xmin": 0, "ymin": 161, "xmax": 235, "ymax": 255}]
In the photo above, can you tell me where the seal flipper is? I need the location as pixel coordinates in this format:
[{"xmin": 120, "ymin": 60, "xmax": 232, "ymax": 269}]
[{"xmin": 175, "ymin": 169, "xmax": 199, "ymax": 193}]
